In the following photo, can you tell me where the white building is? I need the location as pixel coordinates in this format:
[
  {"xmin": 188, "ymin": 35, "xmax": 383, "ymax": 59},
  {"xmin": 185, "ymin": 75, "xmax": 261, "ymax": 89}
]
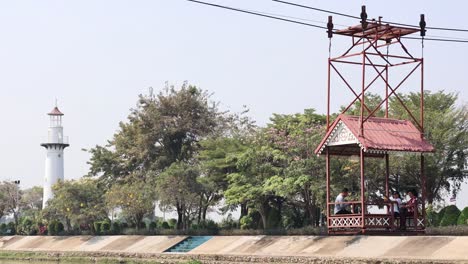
[{"xmin": 40, "ymin": 105, "xmax": 69, "ymax": 208}]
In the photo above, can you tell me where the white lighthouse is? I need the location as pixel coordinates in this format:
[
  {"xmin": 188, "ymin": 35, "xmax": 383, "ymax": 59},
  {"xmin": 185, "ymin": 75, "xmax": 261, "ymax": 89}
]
[{"xmin": 41, "ymin": 105, "xmax": 69, "ymax": 208}]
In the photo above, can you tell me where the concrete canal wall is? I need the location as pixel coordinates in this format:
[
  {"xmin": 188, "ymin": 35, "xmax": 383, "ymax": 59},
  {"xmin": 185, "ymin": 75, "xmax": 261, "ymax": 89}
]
[{"xmin": 0, "ymin": 235, "xmax": 467, "ymax": 263}]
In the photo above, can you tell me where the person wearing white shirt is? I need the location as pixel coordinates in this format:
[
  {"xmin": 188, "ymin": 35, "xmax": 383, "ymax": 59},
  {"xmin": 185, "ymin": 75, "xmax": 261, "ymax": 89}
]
[
  {"xmin": 389, "ymin": 191, "xmax": 402, "ymax": 216},
  {"xmin": 334, "ymin": 188, "xmax": 351, "ymax": 215}
]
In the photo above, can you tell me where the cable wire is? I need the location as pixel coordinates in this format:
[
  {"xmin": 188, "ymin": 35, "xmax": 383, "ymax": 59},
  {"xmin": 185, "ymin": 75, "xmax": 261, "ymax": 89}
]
[
  {"xmin": 402, "ymin": 36, "xmax": 468, "ymax": 43},
  {"xmin": 272, "ymin": 0, "xmax": 468, "ymax": 33},
  {"xmin": 187, "ymin": 0, "xmax": 468, "ymax": 43},
  {"xmin": 186, "ymin": 0, "xmax": 327, "ymax": 29}
]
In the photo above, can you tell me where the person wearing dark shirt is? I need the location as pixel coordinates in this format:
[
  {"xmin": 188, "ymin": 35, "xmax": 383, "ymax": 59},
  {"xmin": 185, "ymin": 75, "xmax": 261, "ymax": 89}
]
[{"xmin": 399, "ymin": 189, "xmax": 418, "ymax": 230}]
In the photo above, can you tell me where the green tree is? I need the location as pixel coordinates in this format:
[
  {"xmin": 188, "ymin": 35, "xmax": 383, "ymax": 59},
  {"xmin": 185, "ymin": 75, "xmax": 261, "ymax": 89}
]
[
  {"xmin": 342, "ymin": 92, "xmax": 386, "ymax": 117},
  {"xmin": 263, "ymin": 109, "xmax": 327, "ymax": 226},
  {"xmin": 87, "ymin": 83, "xmax": 223, "ymax": 185},
  {"xmin": 44, "ymin": 178, "xmax": 107, "ymax": 231},
  {"xmin": 390, "ymin": 91, "xmax": 468, "ymax": 204},
  {"xmin": 0, "ymin": 181, "xmax": 22, "ymax": 228},
  {"xmin": 155, "ymin": 162, "xmax": 201, "ymax": 230},
  {"xmin": 197, "ymin": 137, "xmax": 247, "ymax": 223},
  {"xmin": 439, "ymin": 205, "xmax": 461, "ymax": 226},
  {"xmin": 457, "ymin": 207, "xmax": 468, "ymax": 225},
  {"xmin": 21, "ymin": 186, "xmax": 43, "ymax": 212},
  {"xmin": 225, "ymin": 135, "xmax": 287, "ymax": 229},
  {"xmin": 105, "ymin": 178, "xmax": 155, "ymax": 230},
  {"xmin": 17, "ymin": 186, "xmax": 43, "ymax": 233}
]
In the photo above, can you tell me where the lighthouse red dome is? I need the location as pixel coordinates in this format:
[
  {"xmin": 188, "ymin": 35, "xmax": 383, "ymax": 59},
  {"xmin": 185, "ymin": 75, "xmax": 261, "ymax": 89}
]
[{"xmin": 48, "ymin": 107, "xmax": 64, "ymax": 116}]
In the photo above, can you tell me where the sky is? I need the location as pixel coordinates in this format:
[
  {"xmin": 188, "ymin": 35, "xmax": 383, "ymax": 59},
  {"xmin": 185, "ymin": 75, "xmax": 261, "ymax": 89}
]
[{"xmin": 0, "ymin": 0, "xmax": 467, "ymax": 209}]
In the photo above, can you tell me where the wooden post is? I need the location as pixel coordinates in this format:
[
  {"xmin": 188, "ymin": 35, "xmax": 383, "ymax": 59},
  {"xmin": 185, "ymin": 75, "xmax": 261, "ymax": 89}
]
[
  {"xmin": 385, "ymin": 153, "xmax": 390, "ymax": 198},
  {"xmin": 421, "ymin": 154, "xmax": 426, "ymax": 230},
  {"xmin": 326, "ymin": 148, "xmax": 331, "ymax": 233},
  {"xmin": 385, "ymin": 153, "xmax": 390, "ymax": 226},
  {"xmin": 360, "ymin": 148, "xmax": 366, "ymax": 232},
  {"xmin": 327, "ymin": 59, "xmax": 331, "ymax": 130},
  {"xmin": 420, "ymin": 59, "xmax": 424, "ymax": 138}
]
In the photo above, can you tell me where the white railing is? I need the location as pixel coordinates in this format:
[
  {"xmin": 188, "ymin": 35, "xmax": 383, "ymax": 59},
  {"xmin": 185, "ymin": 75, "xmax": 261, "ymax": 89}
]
[{"xmin": 42, "ymin": 136, "xmax": 69, "ymax": 144}]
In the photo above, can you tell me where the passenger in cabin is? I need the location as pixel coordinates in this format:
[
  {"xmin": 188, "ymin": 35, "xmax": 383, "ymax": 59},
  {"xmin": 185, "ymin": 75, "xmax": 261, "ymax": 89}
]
[
  {"xmin": 389, "ymin": 191, "xmax": 402, "ymax": 217},
  {"xmin": 399, "ymin": 189, "xmax": 418, "ymax": 230},
  {"xmin": 334, "ymin": 188, "xmax": 352, "ymax": 215}
]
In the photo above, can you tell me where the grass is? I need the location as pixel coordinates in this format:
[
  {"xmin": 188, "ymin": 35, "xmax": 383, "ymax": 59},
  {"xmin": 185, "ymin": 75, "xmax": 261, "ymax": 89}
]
[
  {"xmin": 426, "ymin": 225, "xmax": 468, "ymax": 236},
  {"xmin": 0, "ymin": 251, "xmax": 203, "ymax": 264}
]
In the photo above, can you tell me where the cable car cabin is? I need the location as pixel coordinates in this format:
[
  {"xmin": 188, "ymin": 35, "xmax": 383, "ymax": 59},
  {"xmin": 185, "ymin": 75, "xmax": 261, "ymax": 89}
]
[
  {"xmin": 316, "ymin": 8, "xmax": 432, "ymax": 234},
  {"xmin": 315, "ymin": 115, "xmax": 434, "ymax": 235}
]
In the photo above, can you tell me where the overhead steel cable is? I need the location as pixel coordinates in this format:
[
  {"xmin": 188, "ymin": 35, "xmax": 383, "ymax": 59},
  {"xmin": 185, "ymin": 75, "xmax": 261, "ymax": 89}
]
[
  {"xmin": 187, "ymin": 0, "xmax": 468, "ymax": 43},
  {"xmin": 272, "ymin": 0, "xmax": 360, "ymax": 20},
  {"xmin": 272, "ymin": 0, "xmax": 468, "ymax": 33},
  {"xmin": 186, "ymin": 0, "xmax": 327, "ymax": 29},
  {"xmin": 402, "ymin": 36, "xmax": 468, "ymax": 43},
  {"xmin": 243, "ymin": 9, "xmax": 346, "ymax": 26}
]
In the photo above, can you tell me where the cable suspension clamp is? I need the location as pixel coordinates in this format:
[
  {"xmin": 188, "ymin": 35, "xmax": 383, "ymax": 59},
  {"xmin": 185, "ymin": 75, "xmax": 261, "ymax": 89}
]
[
  {"xmin": 419, "ymin": 14, "xmax": 426, "ymax": 37},
  {"xmin": 360, "ymin": 5, "xmax": 368, "ymax": 30},
  {"xmin": 327, "ymin": 16, "xmax": 334, "ymax": 38}
]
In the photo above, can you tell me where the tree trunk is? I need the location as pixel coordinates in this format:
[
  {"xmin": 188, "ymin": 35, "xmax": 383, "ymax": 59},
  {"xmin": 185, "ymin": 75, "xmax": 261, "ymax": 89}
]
[
  {"xmin": 197, "ymin": 196, "xmax": 203, "ymax": 224},
  {"xmin": 258, "ymin": 200, "xmax": 270, "ymax": 230},
  {"xmin": 202, "ymin": 205, "xmax": 209, "ymax": 222},
  {"xmin": 259, "ymin": 210, "xmax": 268, "ymax": 230},
  {"xmin": 310, "ymin": 194, "xmax": 318, "ymax": 227},
  {"xmin": 13, "ymin": 212, "xmax": 19, "ymax": 230},
  {"xmin": 135, "ymin": 214, "xmax": 143, "ymax": 231},
  {"xmin": 239, "ymin": 202, "xmax": 248, "ymax": 223},
  {"xmin": 176, "ymin": 201, "xmax": 184, "ymax": 230},
  {"xmin": 66, "ymin": 218, "xmax": 71, "ymax": 232},
  {"xmin": 303, "ymin": 187, "xmax": 314, "ymax": 226}
]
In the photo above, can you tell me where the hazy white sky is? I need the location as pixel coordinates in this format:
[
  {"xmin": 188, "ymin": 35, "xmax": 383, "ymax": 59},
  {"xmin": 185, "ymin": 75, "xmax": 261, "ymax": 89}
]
[{"xmin": 0, "ymin": 0, "xmax": 466, "ymax": 207}]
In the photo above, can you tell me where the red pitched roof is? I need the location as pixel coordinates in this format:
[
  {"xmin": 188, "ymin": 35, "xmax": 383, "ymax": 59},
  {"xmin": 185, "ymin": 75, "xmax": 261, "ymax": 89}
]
[
  {"xmin": 315, "ymin": 114, "xmax": 434, "ymax": 155},
  {"xmin": 48, "ymin": 107, "xmax": 64, "ymax": 116}
]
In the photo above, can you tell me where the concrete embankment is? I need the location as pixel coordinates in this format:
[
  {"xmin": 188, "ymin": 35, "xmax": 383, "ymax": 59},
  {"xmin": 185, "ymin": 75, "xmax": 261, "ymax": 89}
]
[{"xmin": 0, "ymin": 235, "xmax": 467, "ymax": 263}]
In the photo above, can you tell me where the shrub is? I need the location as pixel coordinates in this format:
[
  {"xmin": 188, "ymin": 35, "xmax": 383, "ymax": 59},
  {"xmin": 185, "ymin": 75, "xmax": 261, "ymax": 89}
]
[
  {"xmin": 439, "ymin": 205, "xmax": 461, "ymax": 226},
  {"xmin": 160, "ymin": 221, "xmax": 170, "ymax": 229},
  {"xmin": 168, "ymin": 219, "xmax": 177, "ymax": 229},
  {"xmin": 220, "ymin": 214, "xmax": 237, "ymax": 230},
  {"xmin": 48, "ymin": 221, "xmax": 58, "ymax": 235},
  {"xmin": 432, "ymin": 207, "xmax": 446, "ymax": 227},
  {"xmin": 426, "ymin": 205, "xmax": 439, "ymax": 227},
  {"xmin": 457, "ymin": 207, "xmax": 468, "ymax": 225},
  {"xmin": 56, "ymin": 222, "xmax": 64, "ymax": 234},
  {"xmin": 240, "ymin": 215, "xmax": 253, "ymax": 230},
  {"xmin": 137, "ymin": 221, "xmax": 146, "ymax": 230},
  {"xmin": 94, "ymin": 221, "xmax": 102, "ymax": 234},
  {"xmin": 101, "ymin": 221, "xmax": 111, "ymax": 233},
  {"xmin": 199, "ymin": 220, "xmax": 219, "ymax": 231},
  {"xmin": 19, "ymin": 217, "xmax": 34, "ymax": 234},
  {"xmin": 111, "ymin": 222, "xmax": 121, "ymax": 235},
  {"xmin": 0, "ymin": 223, "xmax": 7, "ymax": 234},
  {"xmin": 6, "ymin": 222, "xmax": 16, "ymax": 235},
  {"xmin": 149, "ymin": 221, "xmax": 157, "ymax": 230}
]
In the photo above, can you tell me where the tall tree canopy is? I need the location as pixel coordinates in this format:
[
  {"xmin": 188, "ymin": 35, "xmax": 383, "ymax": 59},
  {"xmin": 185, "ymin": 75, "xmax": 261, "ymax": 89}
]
[
  {"xmin": 87, "ymin": 83, "xmax": 223, "ymax": 186},
  {"xmin": 390, "ymin": 91, "xmax": 468, "ymax": 204}
]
